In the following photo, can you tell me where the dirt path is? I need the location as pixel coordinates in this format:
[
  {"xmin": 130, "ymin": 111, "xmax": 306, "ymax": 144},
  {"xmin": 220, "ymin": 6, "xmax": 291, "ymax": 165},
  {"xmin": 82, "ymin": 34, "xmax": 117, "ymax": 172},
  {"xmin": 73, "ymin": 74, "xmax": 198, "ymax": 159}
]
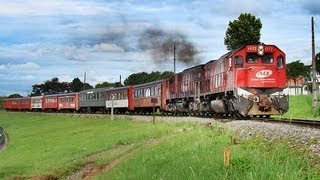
[{"xmin": 67, "ymin": 137, "xmax": 163, "ymax": 180}]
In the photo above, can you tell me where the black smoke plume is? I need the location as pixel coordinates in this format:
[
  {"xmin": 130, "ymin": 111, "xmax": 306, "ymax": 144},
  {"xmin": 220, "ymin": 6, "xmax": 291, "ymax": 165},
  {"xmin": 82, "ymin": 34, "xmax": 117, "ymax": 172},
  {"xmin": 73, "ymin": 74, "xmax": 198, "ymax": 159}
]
[{"xmin": 138, "ymin": 28, "xmax": 199, "ymax": 64}]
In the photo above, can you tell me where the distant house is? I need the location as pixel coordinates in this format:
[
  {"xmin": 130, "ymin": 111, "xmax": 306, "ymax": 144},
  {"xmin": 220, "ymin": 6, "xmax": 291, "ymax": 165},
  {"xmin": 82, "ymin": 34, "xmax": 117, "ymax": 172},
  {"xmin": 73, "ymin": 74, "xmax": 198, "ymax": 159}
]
[
  {"xmin": 284, "ymin": 76, "xmax": 308, "ymax": 95},
  {"xmin": 284, "ymin": 63, "xmax": 320, "ymax": 96}
]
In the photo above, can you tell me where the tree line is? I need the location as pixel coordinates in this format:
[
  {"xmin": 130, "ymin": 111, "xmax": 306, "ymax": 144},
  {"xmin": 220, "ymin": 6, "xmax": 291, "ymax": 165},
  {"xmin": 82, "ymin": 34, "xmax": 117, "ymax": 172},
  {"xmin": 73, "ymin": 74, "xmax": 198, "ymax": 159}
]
[{"xmin": 5, "ymin": 71, "xmax": 174, "ymax": 98}]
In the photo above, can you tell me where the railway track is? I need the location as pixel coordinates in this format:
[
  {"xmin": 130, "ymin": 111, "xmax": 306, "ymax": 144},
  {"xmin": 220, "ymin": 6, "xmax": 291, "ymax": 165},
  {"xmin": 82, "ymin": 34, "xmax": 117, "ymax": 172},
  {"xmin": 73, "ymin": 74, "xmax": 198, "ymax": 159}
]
[{"xmin": 252, "ymin": 117, "xmax": 320, "ymax": 128}]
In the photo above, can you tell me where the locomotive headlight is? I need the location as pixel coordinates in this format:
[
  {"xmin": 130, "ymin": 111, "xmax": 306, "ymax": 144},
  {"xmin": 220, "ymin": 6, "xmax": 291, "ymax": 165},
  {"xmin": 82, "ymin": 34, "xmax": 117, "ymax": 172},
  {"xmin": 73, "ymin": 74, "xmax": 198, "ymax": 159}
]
[
  {"xmin": 257, "ymin": 44, "xmax": 264, "ymax": 56},
  {"xmin": 253, "ymin": 95, "xmax": 260, "ymax": 102}
]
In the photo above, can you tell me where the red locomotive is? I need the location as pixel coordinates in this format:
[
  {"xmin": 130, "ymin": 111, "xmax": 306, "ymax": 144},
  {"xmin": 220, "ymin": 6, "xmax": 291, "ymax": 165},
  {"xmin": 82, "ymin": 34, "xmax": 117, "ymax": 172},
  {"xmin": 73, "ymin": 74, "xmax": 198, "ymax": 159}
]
[
  {"xmin": 4, "ymin": 44, "xmax": 288, "ymax": 117},
  {"xmin": 165, "ymin": 44, "xmax": 288, "ymax": 117}
]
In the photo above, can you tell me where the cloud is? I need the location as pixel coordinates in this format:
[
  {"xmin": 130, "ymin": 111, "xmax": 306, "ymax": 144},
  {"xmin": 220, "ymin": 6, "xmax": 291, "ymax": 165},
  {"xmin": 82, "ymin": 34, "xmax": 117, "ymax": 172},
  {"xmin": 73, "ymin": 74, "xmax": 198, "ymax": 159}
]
[
  {"xmin": 210, "ymin": 0, "xmax": 271, "ymax": 16},
  {"xmin": 302, "ymin": 1, "xmax": 320, "ymax": 15},
  {"xmin": 94, "ymin": 43, "xmax": 124, "ymax": 52},
  {"xmin": 0, "ymin": 0, "xmax": 112, "ymax": 16},
  {"xmin": 0, "ymin": 62, "xmax": 40, "ymax": 71}
]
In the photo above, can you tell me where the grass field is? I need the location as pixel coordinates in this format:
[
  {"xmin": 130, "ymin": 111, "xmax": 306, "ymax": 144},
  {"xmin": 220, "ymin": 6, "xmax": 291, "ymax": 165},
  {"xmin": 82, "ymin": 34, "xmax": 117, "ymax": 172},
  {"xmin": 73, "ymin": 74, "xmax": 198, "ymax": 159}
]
[
  {"xmin": 278, "ymin": 95, "xmax": 320, "ymax": 119},
  {"xmin": 0, "ymin": 111, "xmax": 319, "ymax": 179},
  {"xmin": 0, "ymin": 112, "xmax": 174, "ymax": 179}
]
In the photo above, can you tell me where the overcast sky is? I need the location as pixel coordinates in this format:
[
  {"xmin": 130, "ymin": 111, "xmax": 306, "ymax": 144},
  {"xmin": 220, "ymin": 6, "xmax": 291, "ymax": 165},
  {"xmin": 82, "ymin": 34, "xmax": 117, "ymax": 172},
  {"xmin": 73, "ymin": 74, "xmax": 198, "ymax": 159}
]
[{"xmin": 0, "ymin": 0, "xmax": 320, "ymax": 96}]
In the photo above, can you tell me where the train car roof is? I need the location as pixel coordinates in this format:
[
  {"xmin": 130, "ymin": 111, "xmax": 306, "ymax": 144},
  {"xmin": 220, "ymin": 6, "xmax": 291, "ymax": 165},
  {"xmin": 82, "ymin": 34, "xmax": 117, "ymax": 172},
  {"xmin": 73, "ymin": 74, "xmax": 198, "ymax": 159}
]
[
  {"xmin": 4, "ymin": 97, "xmax": 30, "ymax": 100},
  {"xmin": 182, "ymin": 64, "xmax": 204, "ymax": 72},
  {"xmin": 79, "ymin": 87, "xmax": 111, "ymax": 94},
  {"xmin": 56, "ymin": 92, "xmax": 78, "ymax": 97},
  {"xmin": 133, "ymin": 80, "xmax": 163, "ymax": 88},
  {"xmin": 106, "ymin": 86, "xmax": 130, "ymax": 92}
]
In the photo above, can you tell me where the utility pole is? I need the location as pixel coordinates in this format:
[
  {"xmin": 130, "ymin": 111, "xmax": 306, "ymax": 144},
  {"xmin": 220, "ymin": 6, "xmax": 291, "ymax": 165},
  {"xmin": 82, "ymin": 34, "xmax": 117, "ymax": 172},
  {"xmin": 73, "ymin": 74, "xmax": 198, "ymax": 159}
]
[
  {"xmin": 83, "ymin": 72, "xmax": 87, "ymax": 90},
  {"xmin": 311, "ymin": 17, "xmax": 318, "ymax": 112},
  {"xmin": 174, "ymin": 44, "xmax": 176, "ymax": 75}
]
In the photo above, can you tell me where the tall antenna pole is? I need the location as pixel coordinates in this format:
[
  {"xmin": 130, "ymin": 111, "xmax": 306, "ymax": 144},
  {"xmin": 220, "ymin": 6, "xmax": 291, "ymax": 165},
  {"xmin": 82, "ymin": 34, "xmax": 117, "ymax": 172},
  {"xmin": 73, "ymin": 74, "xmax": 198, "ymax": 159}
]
[
  {"xmin": 174, "ymin": 44, "xmax": 176, "ymax": 75},
  {"xmin": 311, "ymin": 17, "xmax": 318, "ymax": 112},
  {"xmin": 83, "ymin": 72, "xmax": 87, "ymax": 90}
]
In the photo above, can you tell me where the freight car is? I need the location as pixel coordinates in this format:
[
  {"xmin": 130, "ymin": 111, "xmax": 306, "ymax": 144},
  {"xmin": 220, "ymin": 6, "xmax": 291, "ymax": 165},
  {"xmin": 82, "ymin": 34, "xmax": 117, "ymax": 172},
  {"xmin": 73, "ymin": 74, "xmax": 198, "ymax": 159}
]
[{"xmin": 164, "ymin": 44, "xmax": 288, "ymax": 117}]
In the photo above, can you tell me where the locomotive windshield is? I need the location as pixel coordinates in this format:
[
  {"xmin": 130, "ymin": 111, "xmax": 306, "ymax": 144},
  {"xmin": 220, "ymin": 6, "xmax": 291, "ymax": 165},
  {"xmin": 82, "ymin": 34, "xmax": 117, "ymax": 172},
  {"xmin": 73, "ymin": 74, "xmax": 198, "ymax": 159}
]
[
  {"xmin": 262, "ymin": 53, "xmax": 274, "ymax": 64},
  {"xmin": 235, "ymin": 56, "xmax": 243, "ymax": 68},
  {"xmin": 246, "ymin": 53, "xmax": 258, "ymax": 63},
  {"xmin": 245, "ymin": 53, "xmax": 274, "ymax": 64}
]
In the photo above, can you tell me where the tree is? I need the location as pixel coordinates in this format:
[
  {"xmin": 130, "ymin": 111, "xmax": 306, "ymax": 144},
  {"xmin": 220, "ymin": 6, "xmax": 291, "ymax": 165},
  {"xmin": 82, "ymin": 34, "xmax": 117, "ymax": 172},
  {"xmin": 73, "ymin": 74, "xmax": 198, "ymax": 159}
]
[
  {"xmin": 95, "ymin": 81, "xmax": 122, "ymax": 88},
  {"xmin": 0, "ymin": 96, "xmax": 5, "ymax": 109},
  {"xmin": 123, "ymin": 71, "xmax": 174, "ymax": 85},
  {"xmin": 224, "ymin": 13, "xmax": 262, "ymax": 50},
  {"xmin": 7, "ymin": 94, "xmax": 23, "ymax": 98},
  {"xmin": 82, "ymin": 83, "xmax": 93, "ymax": 90},
  {"xmin": 316, "ymin": 52, "xmax": 320, "ymax": 73},
  {"xmin": 69, "ymin": 78, "xmax": 84, "ymax": 92},
  {"xmin": 286, "ymin": 60, "xmax": 309, "ymax": 95},
  {"xmin": 30, "ymin": 77, "xmax": 70, "ymax": 95}
]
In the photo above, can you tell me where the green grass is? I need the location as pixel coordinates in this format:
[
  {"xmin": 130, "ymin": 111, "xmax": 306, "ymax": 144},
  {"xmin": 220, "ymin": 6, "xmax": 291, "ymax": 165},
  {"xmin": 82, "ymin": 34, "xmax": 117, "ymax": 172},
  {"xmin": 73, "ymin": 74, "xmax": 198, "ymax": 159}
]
[
  {"xmin": 98, "ymin": 123, "xmax": 318, "ymax": 179},
  {"xmin": 0, "ymin": 112, "xmax": 174, "ymax": 179},
  {"xmin": 278, "ymin": 95, "xmax": 320, "ymax": 119},
  {"xmin": 0, "ymin": 111, "xmax": 319, "ymax": 179}
]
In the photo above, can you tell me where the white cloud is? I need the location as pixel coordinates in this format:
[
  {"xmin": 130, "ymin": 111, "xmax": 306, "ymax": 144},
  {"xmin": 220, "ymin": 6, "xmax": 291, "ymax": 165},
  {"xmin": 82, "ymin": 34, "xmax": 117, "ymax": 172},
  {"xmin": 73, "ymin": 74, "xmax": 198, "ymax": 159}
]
[
  {"xmin": 94, "ymin": 43, "xmax": 124, "ymax": 52},
  {"xmin": 1, "ymin": 62, "xmax": 40, "ymax": 71},
  {"xmin": 21, "ymin": 75, "xmax": 35, "ymax": 80},
  {"xmin": 0, "ymin": 0, "xmax": 112, "ymax": 16}
]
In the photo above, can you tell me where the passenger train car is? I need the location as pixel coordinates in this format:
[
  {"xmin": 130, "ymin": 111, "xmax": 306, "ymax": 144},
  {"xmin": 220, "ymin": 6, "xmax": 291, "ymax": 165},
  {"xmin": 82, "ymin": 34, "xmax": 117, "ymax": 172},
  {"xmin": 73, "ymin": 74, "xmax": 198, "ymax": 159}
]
[
  {"xmin": 105, "ymin": 86, "xmax": 131, "ymax": 114},
  {"xmin": 79, "ymin": 87, "xmax": 109, "ymax": 113},
  {"xmin": 4, "ymin": 44, "xmax": 288, "ymax": 117}
]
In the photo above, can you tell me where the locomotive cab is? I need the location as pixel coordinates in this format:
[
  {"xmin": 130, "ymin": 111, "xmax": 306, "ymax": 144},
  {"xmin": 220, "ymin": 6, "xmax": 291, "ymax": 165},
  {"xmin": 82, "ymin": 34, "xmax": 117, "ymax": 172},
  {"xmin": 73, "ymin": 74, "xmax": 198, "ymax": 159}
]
[{"xmin": 232, "ymin": 44, "xmax": 289, "ymax": 116}]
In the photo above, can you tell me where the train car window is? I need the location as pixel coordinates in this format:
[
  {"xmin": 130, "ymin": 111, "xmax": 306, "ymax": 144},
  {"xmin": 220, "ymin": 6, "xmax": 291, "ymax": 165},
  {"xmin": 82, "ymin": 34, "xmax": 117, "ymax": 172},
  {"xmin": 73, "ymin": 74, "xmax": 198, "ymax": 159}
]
[
  {"xmin": 235, "ymin": 56, "xmax": 243, "ymax": 68},
  {"xmin": 246, "ymin": 53, "xmax": 258, "ymax": 64},
  {"xmin": 262, "ymin": 53, "xmax": 274, "ymax": 64},
  {"xmin": 277, "ymin": 56, "xmax": 284, "ymax": 69},
  {"xmin": 150, "ymin": 86, "xmax": 154, "ymax": 96},
  {"xmin": 146, "ymin": 88, "xmax": 151, "ymax": 97}
]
